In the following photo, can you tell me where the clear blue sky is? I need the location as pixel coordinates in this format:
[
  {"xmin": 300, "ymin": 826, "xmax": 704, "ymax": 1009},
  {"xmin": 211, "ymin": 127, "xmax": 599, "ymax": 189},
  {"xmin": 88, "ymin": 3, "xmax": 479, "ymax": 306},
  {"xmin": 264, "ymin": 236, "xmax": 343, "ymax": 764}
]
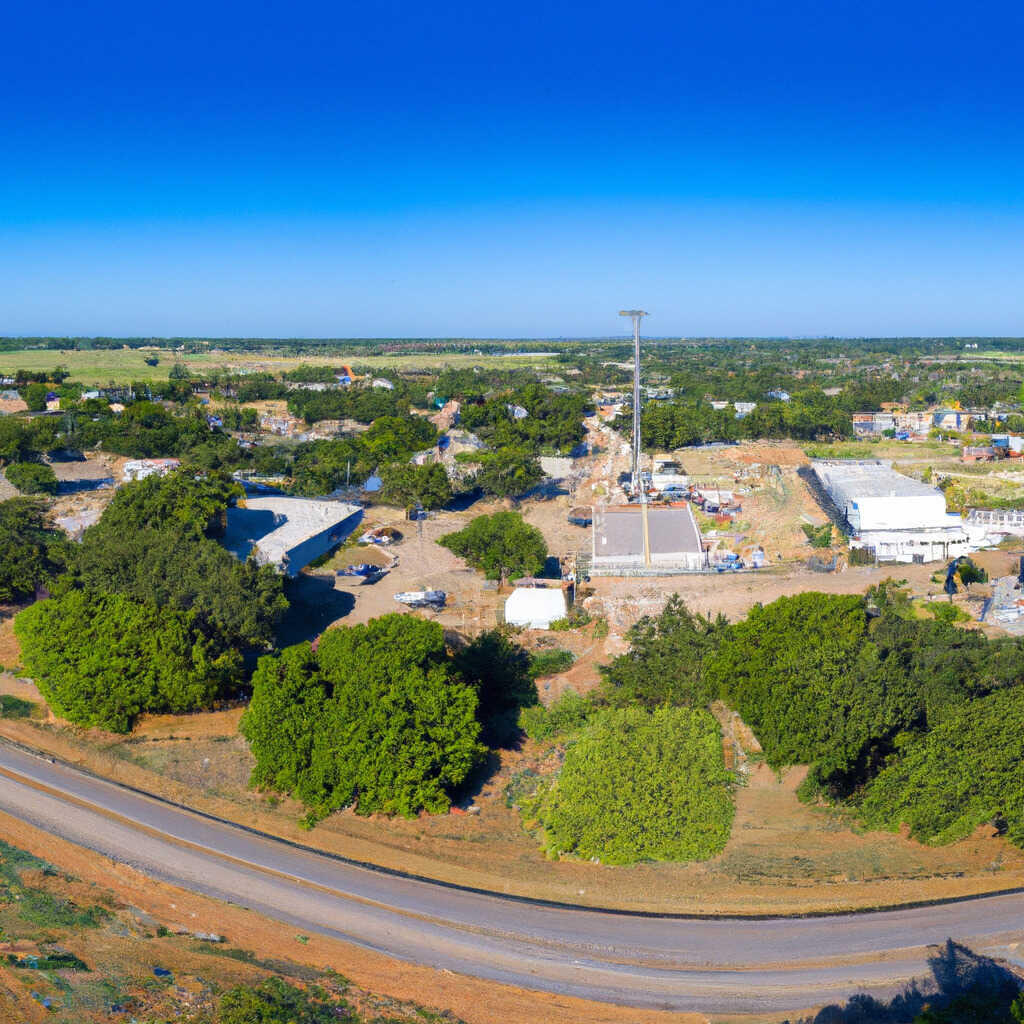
[{"xmin": 3, "ymin": 0, "xmax": 1023, "ymax": 338}]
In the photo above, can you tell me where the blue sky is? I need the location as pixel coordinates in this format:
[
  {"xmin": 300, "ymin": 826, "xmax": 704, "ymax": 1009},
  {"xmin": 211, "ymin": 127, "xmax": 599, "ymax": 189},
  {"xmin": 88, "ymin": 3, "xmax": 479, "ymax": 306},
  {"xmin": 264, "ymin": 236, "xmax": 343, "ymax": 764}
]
[{"xmin": 3, "ymin": 0, "xmax": 1023, "ymax": 337}]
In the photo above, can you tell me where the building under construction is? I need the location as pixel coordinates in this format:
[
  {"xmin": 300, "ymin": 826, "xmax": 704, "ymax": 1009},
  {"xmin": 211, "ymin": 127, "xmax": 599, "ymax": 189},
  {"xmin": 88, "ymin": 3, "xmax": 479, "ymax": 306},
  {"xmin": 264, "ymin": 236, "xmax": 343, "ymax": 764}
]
[{"xmin": 583, "ymin": 309, "xmax": 707, "ymax": 576}]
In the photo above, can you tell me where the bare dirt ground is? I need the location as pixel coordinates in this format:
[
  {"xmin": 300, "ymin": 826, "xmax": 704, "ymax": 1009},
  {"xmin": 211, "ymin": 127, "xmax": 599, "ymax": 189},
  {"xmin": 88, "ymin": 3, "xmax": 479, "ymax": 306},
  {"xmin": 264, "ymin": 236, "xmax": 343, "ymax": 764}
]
[{"xmin": 0, "ymin": 811, "xmax": 710, "ymax": 1024}]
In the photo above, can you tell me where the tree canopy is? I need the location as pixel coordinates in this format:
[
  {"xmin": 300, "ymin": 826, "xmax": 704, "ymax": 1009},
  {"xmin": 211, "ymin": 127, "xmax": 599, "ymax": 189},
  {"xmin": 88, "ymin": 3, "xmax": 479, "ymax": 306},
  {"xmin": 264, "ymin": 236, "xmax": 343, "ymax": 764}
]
[
  {"xmin": 5, "ymin": 462, "xmax": 58, "ymax": 495},
  {"xmin": 15, "ymin": 588, "xmax": 235, "ymax": 732},
  {"xmin": 0, "ymin": 498, "xmax": 71, "ymax": 603},
  {"xmin": 439, "ymin": 510, "xmax": 547, "ymax": 580},
  {"xmin": 599, "ymin": 595, "xmax": 727, "ymax": 709},
  {"xmin": 241, "ymin": 615, "xmax": 486, "ymax": 820},
  {"xmin": 378, "ymin": 461, "xmax": 452, "ymax": 510},
  {"xmin": 858, "ymin": 685, "xmax": 1024, "ymax": 847}
]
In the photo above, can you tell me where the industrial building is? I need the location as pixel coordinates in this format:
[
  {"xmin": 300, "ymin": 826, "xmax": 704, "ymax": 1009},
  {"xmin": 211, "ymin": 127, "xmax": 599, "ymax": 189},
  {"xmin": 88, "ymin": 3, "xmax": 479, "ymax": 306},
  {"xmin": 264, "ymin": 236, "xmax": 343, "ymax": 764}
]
[
  {"xmin": 967, "ymin": 507, "xmax": 1024, "ymax": 537},
  {"xmin": 224, "ymin": 497, "xmax": 362, "ymax": 576},
  {"xmin": 590, "ymin": 503, "xmax": 707, "ymax": 575},
  {"xmin": 811, "ymin": 460, "xmax": 974, "ymax": 563}
]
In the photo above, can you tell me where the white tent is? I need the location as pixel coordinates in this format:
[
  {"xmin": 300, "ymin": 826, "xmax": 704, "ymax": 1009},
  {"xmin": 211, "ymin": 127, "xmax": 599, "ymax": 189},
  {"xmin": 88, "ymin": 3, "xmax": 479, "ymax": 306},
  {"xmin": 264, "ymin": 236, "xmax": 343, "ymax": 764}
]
[{"xmin": 504, "ymin": 588, "xmax": 567, "ymax": 630}]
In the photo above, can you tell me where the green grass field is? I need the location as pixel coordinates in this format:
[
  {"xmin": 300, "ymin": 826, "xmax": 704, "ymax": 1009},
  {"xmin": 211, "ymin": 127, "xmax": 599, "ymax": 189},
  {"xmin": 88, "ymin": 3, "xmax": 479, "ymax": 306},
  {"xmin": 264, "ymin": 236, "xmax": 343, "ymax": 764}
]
[{"xmin": 0, "ymin": 348, "xmax": 560, "ymax": 386}]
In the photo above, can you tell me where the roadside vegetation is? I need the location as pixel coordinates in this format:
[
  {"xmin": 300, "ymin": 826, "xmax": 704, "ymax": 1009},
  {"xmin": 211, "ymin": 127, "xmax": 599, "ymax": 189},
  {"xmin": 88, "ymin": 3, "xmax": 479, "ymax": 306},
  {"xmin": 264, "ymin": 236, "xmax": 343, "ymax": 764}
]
[{"xmin": 524, "ymin": 705, "xmax": 733, "ymax": 864}]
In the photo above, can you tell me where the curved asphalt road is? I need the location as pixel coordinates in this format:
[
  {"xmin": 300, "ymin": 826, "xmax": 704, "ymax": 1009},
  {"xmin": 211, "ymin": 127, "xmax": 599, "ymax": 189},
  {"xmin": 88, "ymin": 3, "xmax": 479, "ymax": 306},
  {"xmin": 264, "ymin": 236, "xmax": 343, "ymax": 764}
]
[{"xmin": 0, "ymin": 742, "xmax": 1021, "ymax": 1015}]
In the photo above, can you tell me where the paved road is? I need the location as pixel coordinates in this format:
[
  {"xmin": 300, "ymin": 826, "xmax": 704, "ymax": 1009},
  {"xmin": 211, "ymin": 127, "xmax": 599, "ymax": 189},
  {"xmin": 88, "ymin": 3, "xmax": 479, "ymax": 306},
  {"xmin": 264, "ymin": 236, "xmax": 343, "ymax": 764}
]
[{"xmin": 0, "ymin": 741, "xmax": 1021, "ymax": 1015}]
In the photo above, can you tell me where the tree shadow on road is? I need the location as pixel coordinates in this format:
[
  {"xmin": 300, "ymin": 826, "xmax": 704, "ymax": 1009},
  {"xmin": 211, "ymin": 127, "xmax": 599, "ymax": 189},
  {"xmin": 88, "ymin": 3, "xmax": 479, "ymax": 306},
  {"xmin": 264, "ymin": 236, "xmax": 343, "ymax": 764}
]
[{"xmin": 789, "ymin": 940, "xmax": 1023, "ymax": 1023}]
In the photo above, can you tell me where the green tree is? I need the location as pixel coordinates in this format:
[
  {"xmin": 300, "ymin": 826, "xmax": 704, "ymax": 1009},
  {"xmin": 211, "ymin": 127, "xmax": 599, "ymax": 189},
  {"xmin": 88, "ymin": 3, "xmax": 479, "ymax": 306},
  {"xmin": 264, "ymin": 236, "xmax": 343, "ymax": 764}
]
[
  {"xmin": 378, "ymin": 461, "xmax": 452, "ymax": 509},
  {"xmin": 15, "ymin": 588, "xmax": 236, "ymax": 732},
  {"xmin": 242, "ymin": 615, "xmax": 485, "ymax": 820},
  {"xmin": 5, "ymin": 462, "xmax": 58, "ymax": 495},
  {"xmin": 361, "ymin": 414, "xmax": 437, "ymax": 462},
  {"xmin": 75, "ymin": 525, "xmax": 286, "ymax": 651},
  {"xmin": 90, "ymin": 468, "xmax": 241, "ymax": 538},
  {"xmin": 473, "ymin": 448, "xmax": 544, "ymax": 498},
  {"xmin": 533, "ymin": 706, "xmax": 734, "ymax": 864},
  {"xmin": 600, "ymin": 595, "xmax": 727, "ymax": 709},
  {"xmin": 0, "ymin": 418, "xmax": 32, "ymax": 464},
  {"xmin": 0, "ymin": 498, "xmax": 71, "ymax": 602},
  {"xmin": 858, "ymin": 685, "xmax": 1024, "ymax": 847},
  {"xmin": 22, "ymin": 383, "xmax": 49, "ymax": 412},
  {"xmin": 453, "ymin": 629, "xmax": 537, "ymax": 745},
  {"xmin": 439, "ymin": 510, "xmax": 547, "ymax": 581},
  {"xmin": 705, "ymin": 593, "xmax": 870, "ymax": 771}
]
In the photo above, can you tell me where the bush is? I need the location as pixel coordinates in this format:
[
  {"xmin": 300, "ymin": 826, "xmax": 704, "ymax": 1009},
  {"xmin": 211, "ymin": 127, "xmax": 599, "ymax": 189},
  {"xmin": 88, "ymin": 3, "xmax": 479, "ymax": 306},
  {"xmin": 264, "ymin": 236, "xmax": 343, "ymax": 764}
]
[
  {"xmin": 518, "ymin": 688, "xmax": 593, "ymax": 741},
  {"xmin": 378, "ymin": 461, "xmax": 452, "ymax": 510},
  {"xmin": 532, "ymin": 706, "xmax": 734, "ymax": 864},
  {"xmin": 5, "ymin": 462, "xmax": 58, "ymax": 495},
  {"xmin": 218, "ymin": 977, "xmax": 356, "ymax": 1024},
  {"xmin": 858, "ymin": 686, "xmax": 1024, "ymax": 846},
  {"xmin": 528, "ymin": 649, "xmax": 574, "ymax": 679},
  {"xmin": 241, "ymin": 615, "xmax": 486, "ymax": 820},
  {"xmin": 439, "ymin": 510, "xmax": 547, "ymax": 580},
  {"xmin": 801, "ymin": 522, "xmax": 833, "ymax": 548}
]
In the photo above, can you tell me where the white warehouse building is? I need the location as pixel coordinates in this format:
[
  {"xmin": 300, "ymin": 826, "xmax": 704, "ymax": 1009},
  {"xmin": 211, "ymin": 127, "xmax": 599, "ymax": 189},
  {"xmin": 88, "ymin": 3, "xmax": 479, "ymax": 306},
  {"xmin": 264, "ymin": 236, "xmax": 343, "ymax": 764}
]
[{"xmin": 811, "ymin": 460, "xmax": 980, "ymax": 564}]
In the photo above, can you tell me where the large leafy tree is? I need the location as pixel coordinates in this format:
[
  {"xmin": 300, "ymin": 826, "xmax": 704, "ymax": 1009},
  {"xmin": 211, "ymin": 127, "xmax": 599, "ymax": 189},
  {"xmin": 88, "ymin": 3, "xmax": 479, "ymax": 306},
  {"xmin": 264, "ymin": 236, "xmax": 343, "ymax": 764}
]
[
  {"xmin": 0, "ymin": 498, "xmax": 71, "ymax": 603},
  {"xmin": 92, "ymin": 468, "xmax": 241, "ymax": 538},
  {"xmin": 600, "ymin": 595, "xmax": 728, "ymax": 709},
  {"xmin": 15, "ymin": 588, "xmax": 236, "ymax": 732},
  {"xmin": 705, "ymin": 593, "xmax": 871, "ymax": 772},
  {"xmin": 75, "ymin": 525, "xmax": 286, "ymax": 651},
  {"xmin": 453, "ymin": 629, "xmax": 537, "ymax": 745},
  {"xmin": 378, "ymin": 461, "xmax": 452, "ymax": 510},
  {"xmin": 858, "ymin": 686, "xmax": 1024, "ymax": 847},
  {"xmin": 242, "ymin": 615, "xmax": 485, "ymax": 820},
  {"xmin": 534, "ymin": 706, "xmax": 734, "ymax": 864},
  {"xmin": 472, "ymin": 448, "xmax": 543, "ymax": 499},
  {"xmin": 5, "ymin": 462, "xmax": 58, "ymax": 495},
  {"xmin": 439, "ymin": 510, "xmax": 547, "ymax": 580}
]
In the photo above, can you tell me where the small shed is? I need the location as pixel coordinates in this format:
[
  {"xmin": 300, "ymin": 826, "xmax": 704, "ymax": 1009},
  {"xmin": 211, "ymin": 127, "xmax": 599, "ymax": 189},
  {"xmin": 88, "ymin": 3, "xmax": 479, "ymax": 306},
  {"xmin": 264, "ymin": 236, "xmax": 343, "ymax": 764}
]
[{"xmin": 504, "ymin": 587, "xmax": 567, "ymax": 630}]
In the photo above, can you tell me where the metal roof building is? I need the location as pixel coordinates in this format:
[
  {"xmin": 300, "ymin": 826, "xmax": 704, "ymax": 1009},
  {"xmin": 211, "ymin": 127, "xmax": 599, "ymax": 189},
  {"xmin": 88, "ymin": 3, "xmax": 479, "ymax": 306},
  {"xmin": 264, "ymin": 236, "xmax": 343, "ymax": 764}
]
[
  {"xmin": 224, "ymin": 497, "xmax": 362, "ymax": 576},
  {"xmin": 589, "ymin": 504, "xmax": 706, "ymax": 575},
  {"xmin": 810, "ymin": 460, "xmax": 976, "ymax": 563}
]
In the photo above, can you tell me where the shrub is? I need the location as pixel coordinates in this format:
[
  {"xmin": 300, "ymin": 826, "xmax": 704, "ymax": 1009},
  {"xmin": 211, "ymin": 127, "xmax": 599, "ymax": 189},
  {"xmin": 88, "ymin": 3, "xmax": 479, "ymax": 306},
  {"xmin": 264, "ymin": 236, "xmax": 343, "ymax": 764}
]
[
  {"xmin": 518, "ymin": 688, "xmax": 593, "ymax": 741},
  {"xmin": 532, "ymin": 705, "xmax": 734, "ymax": 864},
  {"xmin": 5, "ymin": 462, "xmax": 58, "ymax": 495},
  {"xmin": 217, "ymin": 977, "xmax": 356, "ymax": 1024},
  {"xmin": 528, "ymin": 649, "xmax": 574, "ymax": 679},
  {"xmin": 600, "ymin": 595, "xmax": 727, "ymax": 709},
  {"xmin": 0, "ymin": 497, "xmax": 71, "ymax": 602},
  {"xmin": 439, "ymin": 510, "xmax": 547, "ymax": 580}
]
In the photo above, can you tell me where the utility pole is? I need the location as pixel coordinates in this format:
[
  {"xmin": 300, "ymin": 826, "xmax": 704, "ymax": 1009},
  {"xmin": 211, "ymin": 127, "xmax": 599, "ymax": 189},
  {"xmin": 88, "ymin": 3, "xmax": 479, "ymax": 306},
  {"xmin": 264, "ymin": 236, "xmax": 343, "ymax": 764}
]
[{"xmin": 619, "ymin": 309, "xmax": 650, "ymax": 566}]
